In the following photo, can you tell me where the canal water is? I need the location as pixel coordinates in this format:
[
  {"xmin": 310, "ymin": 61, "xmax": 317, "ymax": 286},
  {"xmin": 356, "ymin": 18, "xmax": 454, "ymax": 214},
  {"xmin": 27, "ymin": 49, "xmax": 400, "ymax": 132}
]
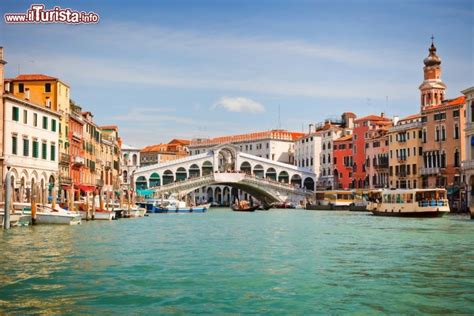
[{"xmin": 0, "ymin": 209, "xmax": 473, "ymax": 314}]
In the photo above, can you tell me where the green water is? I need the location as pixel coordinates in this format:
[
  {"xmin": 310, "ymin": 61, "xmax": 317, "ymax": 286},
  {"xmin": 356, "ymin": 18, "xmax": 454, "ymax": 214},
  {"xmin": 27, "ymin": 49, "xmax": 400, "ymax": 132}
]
[{"xmin": 0, "ymin": 209, "xmax": 473, "ymax": 314}]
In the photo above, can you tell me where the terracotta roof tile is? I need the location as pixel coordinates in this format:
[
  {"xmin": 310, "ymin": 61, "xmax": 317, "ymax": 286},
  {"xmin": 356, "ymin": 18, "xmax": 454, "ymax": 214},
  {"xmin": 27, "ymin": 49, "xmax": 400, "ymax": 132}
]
[
  {"xmin": 334, "ymin": 135, "xmax": 353, "ymax": 142},
  {"xmin": 8, "ymin": 74, "xmax": 58, "ymax": 81}
]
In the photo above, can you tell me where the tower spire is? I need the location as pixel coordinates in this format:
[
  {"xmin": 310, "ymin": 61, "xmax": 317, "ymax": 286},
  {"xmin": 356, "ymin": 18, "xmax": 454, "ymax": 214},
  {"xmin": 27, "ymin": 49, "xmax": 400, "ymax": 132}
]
[{"xmin": 419, "ymin": 37, "xmax": 446, "ymax": 108}]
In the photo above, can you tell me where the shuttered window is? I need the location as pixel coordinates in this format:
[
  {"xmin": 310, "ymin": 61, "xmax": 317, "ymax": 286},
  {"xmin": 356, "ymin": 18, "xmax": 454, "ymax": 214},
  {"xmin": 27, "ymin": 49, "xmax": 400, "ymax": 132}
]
[
  {"xmin": 33, "ymin": 140, "xmax": 39, "ymax": 158},
  {"xmin": 12, "ymin": 135, "xmax": 17, "ymax": 155},
  {"xmin": 42, "ymin": 142, "xmax": 47, "ymax": 159},
  {"xmin": 12, "ymin": 107, "xmax": 19, "ymax": 121}
]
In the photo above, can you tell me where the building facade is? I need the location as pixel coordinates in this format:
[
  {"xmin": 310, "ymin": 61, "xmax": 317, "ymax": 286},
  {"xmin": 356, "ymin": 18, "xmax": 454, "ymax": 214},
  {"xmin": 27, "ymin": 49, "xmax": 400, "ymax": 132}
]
[
  {"xmin": 141, "ymin": 139, "xmax": 189, "ymax": 167},
  {"xmin": 121, "ymin": 144, "xmax": 141, "ymax": 190},
  {"xmin": 333, "ymin": 135, "xmax": 353, "ymax": 190},
  {"xmin": 462, "ymin": 86, "xmax": 474, "ymax": 208},
  {"xmin": 352, "ymin": 114, "xmax": 392, "ymax": 189},
  {"xmin": 2, "ymin": 94, "xmax": 60, "ymax": 202},
  {"xmin": 388, "ymin": 114, "xmax": 423, "ymax": 189},
  {"xmin": 366, "ymin": 128, "xmax": 390, "ymax": 189},
  {"xmin": 68, "ymin": 102, "xmax": 85, "ymax": 196},
  {"xmin": 5, "ymin": 73, "xmax": 71, "ymax": 192},
  {"xmin": 294, "ymin": 126, "xmax": 322, "ymax": 175},
  {"xmin": 100, "ymin": 125, "xmax": 121, "ymax": 194}
]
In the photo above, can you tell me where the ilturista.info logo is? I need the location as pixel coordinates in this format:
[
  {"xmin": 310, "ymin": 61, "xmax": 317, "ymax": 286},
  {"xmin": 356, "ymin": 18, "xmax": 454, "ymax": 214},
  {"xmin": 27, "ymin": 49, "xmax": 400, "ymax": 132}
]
[{"xmin": 4, "ymin": 4, "xmax": 100, "ymax": 24}]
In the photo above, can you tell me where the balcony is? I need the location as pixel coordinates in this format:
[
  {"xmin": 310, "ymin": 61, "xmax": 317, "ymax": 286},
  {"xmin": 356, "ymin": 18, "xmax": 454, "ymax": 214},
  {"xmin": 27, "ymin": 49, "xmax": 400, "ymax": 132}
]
[
  {"xmin": 465, "ymin": 122, "xmax": 474, "ymax": 132},
  {"xmin": 59, "ymin": 176, "xmax": 72, "ymax": 185},
  {"xmin": 72, "ymin": 131, "xmax": 82, "ymax": 141},
  {"xmin": 389, "ymin": 121, "xmax": 422, "ymax": 133},
  {"xmin": 397, "ymin": 156, "xmax": 407, "ymax": 162},
  {"xmin": 374, "ymin": 163, "xmax": 389, "ymax": 170},
  {"xmin": 462, "ymin": 160, "xmax": 474, "ymax": 171},
  {"xmin": 96, "ymin": 179, "xmax": 104, "ymax": 187},
  {"xmin": 60, "ymin": 153, "xmax": 70, "ymax": 165},
  {"xmin": 73, "ymin": 156, "xmax": 85, "ymax": 166},
  {"xmin": 105, "ymin": 161, "xmax": 112, "ymax": 170},
  {"xmin": 420, "ymin": 167, "xmax": 446, "ymax": 176}
]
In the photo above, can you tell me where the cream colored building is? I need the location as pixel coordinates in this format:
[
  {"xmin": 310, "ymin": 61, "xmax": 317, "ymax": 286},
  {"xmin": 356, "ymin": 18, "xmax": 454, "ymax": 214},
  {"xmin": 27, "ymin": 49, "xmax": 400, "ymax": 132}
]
[
  {"xmin": 462, "ymin": 86, "xmax": 474, "ymax": 208},
  {"xmin": 388, "ymin": 114, "xmax": 423, "ymax": 189}
]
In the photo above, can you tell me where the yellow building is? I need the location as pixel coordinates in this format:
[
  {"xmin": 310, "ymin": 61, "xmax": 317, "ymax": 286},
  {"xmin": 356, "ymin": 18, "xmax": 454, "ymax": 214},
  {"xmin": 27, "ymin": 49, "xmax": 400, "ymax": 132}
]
[
  {"xmin": 388, "ymin": 114, "xmax": 423, "ymax": 189},
  {"xmin": 5, "ymin": 74, "xmax": 71, "ymax": 188},
  {"xmin": 100, "ymin": 126, "xmax": 121, "ymax": 194},
  {"xmin": 81, "ymin": 111, "xmax": 101, "ymax": 191}
]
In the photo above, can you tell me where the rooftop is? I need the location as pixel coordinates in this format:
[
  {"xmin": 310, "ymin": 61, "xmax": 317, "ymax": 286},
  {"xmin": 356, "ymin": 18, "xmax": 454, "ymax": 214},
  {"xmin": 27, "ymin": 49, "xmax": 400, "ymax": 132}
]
[
  {"xmin": 6, "ymin": 74, "xmax": 58, "ymax": 81},
  {"xmin": 334, "ymin": 134, "xmax": 353, "ymax": 142},
  {"xmin": 190, "ymin": 130, "xmax": 304, "ymax": 146}
]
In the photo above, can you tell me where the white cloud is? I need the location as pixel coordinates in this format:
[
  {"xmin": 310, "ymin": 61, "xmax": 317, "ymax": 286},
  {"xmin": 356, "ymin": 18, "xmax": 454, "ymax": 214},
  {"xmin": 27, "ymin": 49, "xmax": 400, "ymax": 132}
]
[{"xmin": 213, "ymin": 97, "xmax": 265, "ymax": 113}]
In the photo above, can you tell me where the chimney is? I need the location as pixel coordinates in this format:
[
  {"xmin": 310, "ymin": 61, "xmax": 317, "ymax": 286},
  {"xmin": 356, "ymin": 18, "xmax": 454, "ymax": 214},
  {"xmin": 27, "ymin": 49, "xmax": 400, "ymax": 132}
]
[
  {"xmin": 393, "ymin": 116, "xmax": 400, "ymax": 126},
  {"xmin": 381, "ymin": 112, "xmax": 385, "ymax": 118},
  {"xmin": 309, "ymin": 124, "xmax": 315, "ymax": 134}
]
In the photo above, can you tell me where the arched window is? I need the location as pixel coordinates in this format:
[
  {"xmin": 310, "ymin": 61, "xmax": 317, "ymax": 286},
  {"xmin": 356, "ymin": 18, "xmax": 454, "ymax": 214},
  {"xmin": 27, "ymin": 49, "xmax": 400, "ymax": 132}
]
[{"xmin": 454, "ymin": 149, "xmax": 460, "ymax": 168}]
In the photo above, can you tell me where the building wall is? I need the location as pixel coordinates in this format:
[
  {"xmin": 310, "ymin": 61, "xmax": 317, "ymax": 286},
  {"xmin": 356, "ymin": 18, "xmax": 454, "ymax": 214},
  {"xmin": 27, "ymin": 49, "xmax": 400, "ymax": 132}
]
[
  {"xmin": 366, "ymin": 132, "xmax": 389, "ymax": 189},
  {"xmin": 421, "ymin": 100, "xmax": 465, "ymax": 188},
  {"xmin": 2, "ymin": 96, "xmax": 60, "ymax": 201},
  {"xmin": 333, "ymin": 137, "xmax": 353, "ymax": 190},
  {"xmin": 462, "ymin": 87, "xmax": 474, "ymax": 207},
  {"xmin": 388, "ymin": 118, "xmax": 423, "ymax": 189},
  {"xmin": 294, "ymin": 133, "xmax": 322, "ymax": 175}
]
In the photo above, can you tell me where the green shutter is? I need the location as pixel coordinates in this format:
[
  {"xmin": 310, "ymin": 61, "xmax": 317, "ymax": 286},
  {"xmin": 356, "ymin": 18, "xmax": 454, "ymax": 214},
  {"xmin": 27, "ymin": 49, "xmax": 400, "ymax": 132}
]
[
  {"xmin": 42, "ymin": 143, "xmax": 47, "ymax": 159},
  {"xmin": 23, "ymin": 138, "xmax": 29, "ymax": 157},
  {"xmin": 51, "ymin": 144, "xmax": 56, "ymax": 161},
  {"xmin": 33, "ymin": 141, "xmax": 39, "ymax": 158},
  {"xmin": 12, "ymin": 107, "xmax": 19, "ymax": 121},
  {"xmin": 43, "ymin": 116, "xmax": 48, "ymax": 129},
  {"xmin": 12, "ymin": 136, "xmax": 17, "ymax": 155},
  {"xmin": 52, "ymin": 119, "xmax": 56, "ymax": 132}
]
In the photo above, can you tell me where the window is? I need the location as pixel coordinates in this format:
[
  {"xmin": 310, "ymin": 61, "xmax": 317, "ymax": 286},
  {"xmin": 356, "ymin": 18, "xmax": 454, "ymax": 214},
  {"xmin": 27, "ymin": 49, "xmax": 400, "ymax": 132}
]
[
  {"xmin": 12, "ymin": 135, "xmax": 17, "ymax": 155},
  {"xmin": 413, "ymin": 164, "xmax": 417, "ymax": 175},
  {"xmin": 33, "ymin": 140, "xmax": 39, "ymax": 158},
  {"xmin": 42, "ymin": 142, "xmax": 47, "ymax": 159},
  {"xmin": 23, "ymin": 138, "xmax": 29, "ymax": 157},
  {"xmin": 454, "ymin": 124, "xmax": 459, "ymax": 139},
  {"xmin": 51, "ymin": 144, "xmax": 56, "ymax": 161},
  {"xmin": 434, "ymin": 113, "xmax": 446, "ymax": 121},
  {"xmin": 33, "ymin": 113, "xmax": 38, "ymax": 127},
  {"xmin": 18, "ymin": 83, "xmax": 24, "ymax": 93},
  {"xmin": 23, "ymin": 109, "xmax": 27, "ymax": 124},
  {"xmin": 43, "ymin": 116, "xmax": 48, "ymax": 129},
  {"xmin": 12, "ymin": 106, "xmax": 19, "ymax": 121},
  {"xmin": 441, "ymin": 125, "xmax": 446, "ymax": 141},
  {"xmin": 52, "ymin": 119, "xmax": 57, "ymax": 132},
  {"xmin": 453, "ymin": 110, "xmax": 459, "ymax": 118},
  {"xmin": 45, "ymin": 83, "xmax": 51, "ymax": 92}
]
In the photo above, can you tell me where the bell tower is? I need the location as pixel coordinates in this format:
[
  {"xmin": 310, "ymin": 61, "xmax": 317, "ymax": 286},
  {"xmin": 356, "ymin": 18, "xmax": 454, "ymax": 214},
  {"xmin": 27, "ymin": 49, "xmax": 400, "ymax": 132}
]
[{"xmin": 419, "ymin": 37, "xmax": 447, "ymax": 108}]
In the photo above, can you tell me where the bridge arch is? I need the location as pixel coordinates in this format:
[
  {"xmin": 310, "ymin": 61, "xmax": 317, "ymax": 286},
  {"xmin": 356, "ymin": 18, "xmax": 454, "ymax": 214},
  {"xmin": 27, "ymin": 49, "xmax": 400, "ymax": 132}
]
[
  {"xmin": 136, "ymin": 176, "xmax": 148, "ymax": 190},
  {"xmin": 216, "ymin": 146, "xmax": 238, "ymax": 172},
  {"xmin": 176, "ymin": 167, "xmax": 187, "ymax": 182},
  {"xmin": 202, "ymin": 160, "xmax": 213, "ymax": 176},
  {"xmin": 189, "ymin": 164, "xmax": 200, "ymax": 178},
  {"xmin": 214, "ymin": 187, "xmax": 222, "ymax": 204},
  {"xmin": 278, "ymin": 171, "xmax": 289, "ymax": 183},
  {"xmin": 266, "ymin": 167, "xmax": 277, "ymax": 181},
  {"xmin": 163, "ymin": 170, "xmax": 174, "ymax": 185},
  {"xmin": 149, "ymin": 172, "xmax": 160, "ymax": 187},
  {"xmin": 240, "ymin": 161, "xmax": 252, "ymax": 174},
  {"xmin": 291, "ymin": 174, "xmax": 302, "ymax": 187},
  {"xmin": 253, "ymin": 164, "xmax": 264, "ymax": 178},
  {"xmin": 303, "ymin": 177, "xmax": 315, "ymax": 191}
]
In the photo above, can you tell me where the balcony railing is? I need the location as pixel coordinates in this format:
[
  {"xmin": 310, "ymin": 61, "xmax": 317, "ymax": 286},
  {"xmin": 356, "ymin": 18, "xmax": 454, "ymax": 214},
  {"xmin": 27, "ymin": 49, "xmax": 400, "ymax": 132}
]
[
  {"xmin": 465, "ymin": 122, "xmax": 474, "ymax": 131},
  {"xmin": 374, "ymin": 163, "xmax": 389, "ymax": 169},
  {"xmin": 60, "ymin": 153, "xmax": 70, "ymax": 164},
  {"xmin": 74, "ymin": 156, "xmax": 85, "ymax": 166},
  {"xmin": 59, "ymin": 176, "xmax": 72, "ymax": 185},
  {"xmin": 389, "ymin": 121, "xmax": 423, "ymax": 133},
  {"xmin": 397, "ymin": 156, "xmax": 407, "ymax": 162},
  {"xmin": 72, "ymin": 131, "xmax": 82, "ymax": 141},
  {"xmin": 420, "ymin": 167, "xmax": 445, "ymax": 176},
  {"xmin": 462, "ymin": 160, "xmax": 474, "ymax": 171}
]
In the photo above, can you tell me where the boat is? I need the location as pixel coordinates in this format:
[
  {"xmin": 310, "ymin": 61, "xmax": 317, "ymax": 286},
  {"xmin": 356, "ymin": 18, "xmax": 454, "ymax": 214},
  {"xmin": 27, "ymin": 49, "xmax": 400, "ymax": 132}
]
[
  {"xmin": 0, "ymin": 210, "xmax": 31, "ymax": 227},
  {"xmin": 470, "ymin": 205, "xmax": 474, "ymax": 220},
  {"xmin": 33, "ymin": 204, "xmax": 82, "ymax": 225},
  {"xmin": 349, "ymin": 190, "xmax": 370, "ymax": 212},
  {"xmin": 307, "ymin": 191, "xmax": 354, "ymax": 210},
  {"xmin": 273, "ymin": 202, "xmax": 296, "ymax": 209},
  {"xmin": 231, "ymin": 200, "xmax": 259, "ymax": 212},
  {"xmin": 367, "ymin": 188, "xmax": 450, "ymax": 217}
]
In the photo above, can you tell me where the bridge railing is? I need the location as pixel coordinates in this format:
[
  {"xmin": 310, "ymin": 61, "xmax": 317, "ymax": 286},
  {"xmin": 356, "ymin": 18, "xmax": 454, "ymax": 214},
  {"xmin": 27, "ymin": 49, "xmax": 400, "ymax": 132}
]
[{"xmin": 242, "ymin": 174, "xmax": 313, "ymax": 195}]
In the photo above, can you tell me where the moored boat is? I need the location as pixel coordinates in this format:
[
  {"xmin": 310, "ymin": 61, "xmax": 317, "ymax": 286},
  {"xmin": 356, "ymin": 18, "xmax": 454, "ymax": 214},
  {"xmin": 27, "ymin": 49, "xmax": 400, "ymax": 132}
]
[
  {"xmin": 231, "ymin": 200, "xmax": 258, "ymax": 212},
  {"xmin": 367, "ymin": 188, "xmax": 450, "ymax": 217},
  {"xmin": 307, "ymin": 191, "xmax": 354, "ymax": 210},
  {"xmin": 34, "ymin": 204, "xmax": 82, "ymax": 225}
]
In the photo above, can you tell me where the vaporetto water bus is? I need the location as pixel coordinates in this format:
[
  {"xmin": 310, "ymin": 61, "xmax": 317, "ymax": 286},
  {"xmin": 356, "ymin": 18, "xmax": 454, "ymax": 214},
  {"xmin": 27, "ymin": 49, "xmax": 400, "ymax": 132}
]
[
  {"xmin": 307, "ymin": 190, "xmax": 354, "ymax": 210},
  {"xmin": 366, "ymin": 188, "xmax": 450, "ymax": 217}
]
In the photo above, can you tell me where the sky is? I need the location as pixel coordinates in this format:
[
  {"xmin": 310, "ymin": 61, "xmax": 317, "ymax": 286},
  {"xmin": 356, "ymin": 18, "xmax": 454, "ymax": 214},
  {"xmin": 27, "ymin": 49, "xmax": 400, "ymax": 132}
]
[{"xmin": 1, "ymin": 0, "xmax": 473, "ymax": 148}]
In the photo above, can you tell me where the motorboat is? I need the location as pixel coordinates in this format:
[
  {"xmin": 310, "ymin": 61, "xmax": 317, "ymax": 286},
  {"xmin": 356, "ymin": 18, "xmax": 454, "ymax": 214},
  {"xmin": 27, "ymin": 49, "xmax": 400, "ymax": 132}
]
[{"xmin": 33, "ymin": 204, "xmax": 82, "ymax": 225}]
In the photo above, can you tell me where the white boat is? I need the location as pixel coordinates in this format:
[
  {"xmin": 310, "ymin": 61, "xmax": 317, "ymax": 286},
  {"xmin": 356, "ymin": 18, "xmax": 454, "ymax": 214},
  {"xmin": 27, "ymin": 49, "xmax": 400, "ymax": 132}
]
[
  {"xmin": 34, "ymin": 204, "xmax": 82, "ymax": 225},
  {"xmin": 93, "ymin": 209, "xmax": 116, "ymax": 220},
  {"xmin": 367, "ymin": 188, "xmax": 450, "ymax": 217},
  {"xmin": 0, "ymin": 210, "xmax": 31, "ymax": 227}
]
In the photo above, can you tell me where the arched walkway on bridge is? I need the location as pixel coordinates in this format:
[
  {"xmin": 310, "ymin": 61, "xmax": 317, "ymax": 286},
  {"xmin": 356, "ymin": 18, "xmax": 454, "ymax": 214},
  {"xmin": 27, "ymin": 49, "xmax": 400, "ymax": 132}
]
[
  {"xmin": 291, "ymin": 174, "xmax": 302, "ymax": 187},
  {"xmin": 240, "ymin": 161, "xmax": 252, "ymax": 175},
  {"xmin": 217, "ymin": 147, "xmax": 237, "ymax": 172},
  {"xmin": 266, "ymin": 167, "xmax": 277, "ymax": 181},
  {"xmin": 163, "ymin": 170, "xmax": 174, "ymax": 185},
  {"xmin": 189, "ymin": 164, "xmax": 200, "ymax": 178},
  {"xmin": 202, "ymin": 161, "xmax": 213, "ymax": 176},
  {"xmin": 149, "ymin": 172, "xmax": 160, "ymax": 187},
  {"xmin": 136, "ymin": 176, "xmax": 148, "ymax": 190},
  {"xmin": 278, "ymin": 171, "xmax": 289, "ymax": 183},
  {"xmin": 253, "ymin": 164, "xmax": 264, "ymax": 179},
  {"xmin": 176, "ymin": 167, "xmax": 187, "ymax": 182},
  {"xmin": 303, "ymin": 177, "xmax": 315, "ymax": 191}
]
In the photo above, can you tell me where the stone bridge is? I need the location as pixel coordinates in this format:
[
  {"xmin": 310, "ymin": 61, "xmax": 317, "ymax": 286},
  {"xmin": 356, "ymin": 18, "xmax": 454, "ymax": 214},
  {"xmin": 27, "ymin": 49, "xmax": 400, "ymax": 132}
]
[{"xmin": 133, "ymin": 144, "xmax": 317, "ymax": 204}]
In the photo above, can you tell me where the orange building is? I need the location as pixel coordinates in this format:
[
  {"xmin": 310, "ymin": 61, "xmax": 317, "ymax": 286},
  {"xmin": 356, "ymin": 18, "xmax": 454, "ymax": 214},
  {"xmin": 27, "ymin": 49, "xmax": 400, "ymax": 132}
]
[
  {"xmin": 140, "ymin": 139, "xmax": 190, "ymax": 166},
  {"xmin": 333, "ymin": 135, "xmax": 353, "ymax": 190}
]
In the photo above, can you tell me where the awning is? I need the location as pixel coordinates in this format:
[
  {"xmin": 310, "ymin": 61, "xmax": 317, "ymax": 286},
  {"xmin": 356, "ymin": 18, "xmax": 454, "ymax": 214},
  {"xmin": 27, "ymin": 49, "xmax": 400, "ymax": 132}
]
[
  {"xmin": 137, "ymin": 189, "xmax": 155, "ymax": 197},
  {"xmin": 78, "ymin": 185, "xmax": 96, "ymax": 192}
]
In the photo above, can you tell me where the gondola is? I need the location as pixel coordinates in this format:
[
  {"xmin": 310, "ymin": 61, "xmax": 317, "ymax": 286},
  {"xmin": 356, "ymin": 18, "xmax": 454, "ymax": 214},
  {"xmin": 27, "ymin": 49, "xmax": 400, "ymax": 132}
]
[{"xmin": 231, "ymin": 204, "xmax": 259, "ymax": 212}]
